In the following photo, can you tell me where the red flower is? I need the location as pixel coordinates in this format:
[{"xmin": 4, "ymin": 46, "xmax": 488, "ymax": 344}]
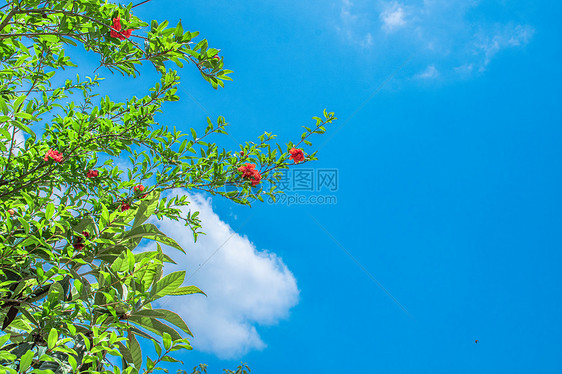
[
  {"xmin": 238, "ymin": 163, "xmax": 256, "ymax": 178},
  {"xmin": 250, "ymin": 170, "xmax": 262, "ymax": 186},
  {"xmin": 134, "ymin": 184, "xmax": 145, "ymax": 193},
  {"xmin": 73, "ymin": 232, "xmax": 89, "ymax": 251},
  {"xmin": 289, "ymin": 148, "xmax": 305, "ymax": 163},
  {"xmin": 86, "ymin": 169, "xmax": 99, "ymax": 178},
  {"xmin": 238, "ymin": 163, "xmax": 262, "ymax": 186},
  {"xmin": 120, "ymin": 202, "xmax": 131, "ymax": 212},
  {"xmin": 110, "ymin": 17, "xmax": 132, "ymax": 40},
  {"xmin": 44, "ymin": 149, "xmax": 63, "ymax": 162},
  {"xmin": 120, "ymin": 28, "xmax": 132, "ymax": 39}
]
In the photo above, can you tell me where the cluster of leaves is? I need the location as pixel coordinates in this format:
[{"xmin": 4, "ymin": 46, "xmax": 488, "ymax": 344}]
[{"xmin": 0, "ymin": 0, "xmax": 335, "ymax": 373}]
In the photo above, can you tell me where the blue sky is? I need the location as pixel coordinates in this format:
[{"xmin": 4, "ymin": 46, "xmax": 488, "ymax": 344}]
[{"xmin": 103, "ymin": 0, "xmax": 562, "ymax": 372}]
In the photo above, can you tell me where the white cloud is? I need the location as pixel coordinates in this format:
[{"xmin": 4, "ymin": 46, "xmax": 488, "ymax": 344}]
[
  {"xmin": 472, "ymin": 24, "xmax": 535, "ymax": 71},
  {"xmin": 380, "ymin": 3, "xmax": 407, "ymax": 32},
  {"xmin": 337, "ymin": 0, "xmax": 376, "ymax": 48},
  {"xmin": 151, "ymin": 192, "xmax": 299, "ymax": 359},
  {"xmin": 361, "ymin": 32, "xmax": 373, "ymax": 48},
  {"xmin": 415, "ymin": 64, "xmax": 439, "ymax": 79},
  {"xmin": 336, "ymin": 0, "xmax": 534, "ymax": 78}
]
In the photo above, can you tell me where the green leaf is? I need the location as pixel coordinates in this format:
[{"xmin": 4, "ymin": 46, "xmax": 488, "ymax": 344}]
[
  {"xmin": 128, "ymin": 317, "xmax": 182, "ymax": 341},
  {"xmin": 44, "ymin": 203, "xmax": 55, "ymax": 220},
  {"xmin": 167, "ymin": 285, "xmax": 206, "ymax": 296},
  {"xmin": 19, "ymin": 349, "xmax": 34, "ymax": 372},
  {"xmin": 47, "ymin": 328, "xmax": 58, "ymax": 350},
  {"xmin": 133, "ymin": 191, "xmax": 160, "ymax": 228},
  {"xmin": 13, "ymin": 95, "xmax": 26, "ymax": 110},
  {"xmin": 127, "ymin": 249, "xmax": 135, "ymax": 273},
  {"xmin": 17, "ymin": 217, "xmax": 30, "ymax": 235},
  {"xmin": 128, "ymin": 332, "xmax": 142, "ymax": 369},
  {"xmin": 117, "ymin": 341, "xmax": 133, "ymax": 364},
  {"xmin": 175, "ymin": 20, "xmax": 184, "ymax": 38},
  {"xmin": 110, "ymin": 251, "xmax": 129, "ymax": 273},
  {"xmin": 14, "ymin": 112, "xmax": 33, "ymax": 119},
  {"xmin": 47, "ymin": 282, "xmax": 64, "ymax": 303},
  {"xmin": 132, "ymin": 308, "xmax": 192, "ymax": 336},
  {"xmin": 162, "ymin": 332, "xmax": 171, "ymax": 350},
  {"xmin": 124, "ymin": 224, "xmax": 185, "ymax": 253},
  {"xmin": 161, "ymin": 355, "xmax": 183, "ymax": 363},
  {"xmin": 68, "ymin": 355, "xmax": 77, "ymax": 372},
  {"xmin": 0, "ymin": 97, "xmax": 8, "ymax": 114},
  {"xmin": 72, "ymin": 215, "xmax": 95, "ymax": 235},
  {"xmin": 150, "ymin": 271, "xmax": 185, "ymax": 298},
  {"xmin": 151, "ymin": 309, "xmax": 193, "ymax": 337},
  {"xmin": 0, "ymin": 335, "xmax": 9, "ymax": 348}
]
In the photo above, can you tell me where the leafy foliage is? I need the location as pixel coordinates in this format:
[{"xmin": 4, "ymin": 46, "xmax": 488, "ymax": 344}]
[{"xmin": 0, "ymin": 0, "xmax": 335, "ymax": 373}]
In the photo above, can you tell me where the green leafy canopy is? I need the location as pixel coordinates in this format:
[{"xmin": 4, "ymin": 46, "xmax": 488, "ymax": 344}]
[{"xmin": 0, "ymin": 0, "xmax": 336, "ymax": 373}]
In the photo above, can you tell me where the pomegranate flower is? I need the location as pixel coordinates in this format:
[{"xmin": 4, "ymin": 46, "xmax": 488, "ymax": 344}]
[
  {"xmin": 238, "ymin": 163, "xmax": 257, "ymax": 179},
  {"xmin": 73, "ymin": 231, "xmax": 89, "ymax": 251},
  {"xmin": 44, "ymin": 149, "xmax": 63, "ymax": 162},
  {"xmin": 289, "ymin": 148, "xmax": 305, "ymax": 163},
  {"xmin": 86, "ymin": 169, "xmax": 99, "ymax": 178},
  {"xmin": 250, "ymin": 170, "xmax": 262, "ymax": 186},
  {"xmin": 238, "ymin": 163, "xmax": 262, "ymax": 186},
  {"xmin": 120, "ymin": 202, "xmax": 131, "ymax": 212},
  {"xmin": 133, "ymin": 185, "xmax": 147, "ymax": 198},
  {"xmin": 110, "ymin": 16, "xmax": 132, "ymax": 40}
]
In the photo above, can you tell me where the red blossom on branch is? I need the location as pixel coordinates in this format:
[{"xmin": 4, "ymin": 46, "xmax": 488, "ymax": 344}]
[
  {"xmin": 73, "ymin": 231, "xmax": 90, "ymax": 251},
  {"xmin": 134, "ymin": 184, "xmax": 145, "ymax": 193},
  {"xmin": 120, "ymin": 202, "xmax": 131, "ymax": 212},
  {"xmin": 289, "ymin": 148, "xmax": 305, "ymax": 163},
  {"xmin": 238, "ymin": 163, "xmax": 256, "ymax": 178},
  {"xmin": 238, "ymin": 163, "xmax": 262, "ymax": 186},
  {"xmin": 86, "ymin": 169, "xmax": 99, "ymax": 178},
  {"xmin": 44, "ymin": 149, "xmax": 63, "ymax": 162},
  {"xmin": 250, "ymin": 170, "xmax": 262, "ymax": 186},
  {"xmin": 110, "ymin": 17, "xmax": 133, "ymax": 40}
]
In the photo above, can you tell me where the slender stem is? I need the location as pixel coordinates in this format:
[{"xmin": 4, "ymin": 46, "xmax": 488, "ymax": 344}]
[
  {"xmin": 0, "ymin": 8, "xmax": 17, "ymax": 31},
  {"xmin": 132, "ymin": 0, "xmax": 153, "ymax": 8}
]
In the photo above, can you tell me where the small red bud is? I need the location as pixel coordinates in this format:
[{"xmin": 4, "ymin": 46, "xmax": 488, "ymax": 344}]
[{"xmin": 7, "ymin": 209, "xmax": 15, "ymax": 216}]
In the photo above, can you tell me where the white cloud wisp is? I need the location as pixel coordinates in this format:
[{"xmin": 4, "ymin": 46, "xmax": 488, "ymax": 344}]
[
  {"xmin": 336, "ymin": 0, "xmax": 535, "ymax": 79},
  {"xmin": 151, "ymin": 192, "xmax": 299, "ymax": 359}
]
